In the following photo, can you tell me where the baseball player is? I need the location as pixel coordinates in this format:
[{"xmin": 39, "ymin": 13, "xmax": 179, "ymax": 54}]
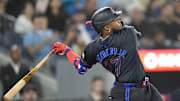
[{"xmin": 52, "ymin": 7, "xmax": 163, "ymax": 101}]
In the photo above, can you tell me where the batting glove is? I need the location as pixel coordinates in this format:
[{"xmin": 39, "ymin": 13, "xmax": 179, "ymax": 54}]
[{"xmin": 52, "ymin": 42, "xmax": 71, "ymax": 55}]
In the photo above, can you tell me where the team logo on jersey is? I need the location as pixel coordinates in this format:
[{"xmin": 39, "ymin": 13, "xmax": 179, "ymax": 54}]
[{"xmin": 96, "ymin": 47, "xmax": 127, "ymax": 63}]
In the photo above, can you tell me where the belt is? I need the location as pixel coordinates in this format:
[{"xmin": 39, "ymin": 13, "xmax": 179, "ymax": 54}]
[{"xmin": 114, "ymin": 77, "xmax": 150, "ymax": 88}]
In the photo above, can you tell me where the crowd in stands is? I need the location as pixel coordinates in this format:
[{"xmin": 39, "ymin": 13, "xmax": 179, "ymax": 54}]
[{"xmin": 0, "ymin": 0, "xmax": 180, "ymax": 73}]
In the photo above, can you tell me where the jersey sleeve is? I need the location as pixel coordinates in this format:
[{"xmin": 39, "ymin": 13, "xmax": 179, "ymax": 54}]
[
  {"xmin": 126, "ymin": 26, "xmax": 142, "ymax": 40},
  {"xmin": 133, "ymin": 28, "xmax": 142, "ymax": 40},
  {"xmin": 81, "ymin": 44, "xmax": 97, "ymax": 66}
]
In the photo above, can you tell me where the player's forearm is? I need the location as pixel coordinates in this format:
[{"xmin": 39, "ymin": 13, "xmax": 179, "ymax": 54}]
[
  {"xmin": 65, "ymin": 49, "xmax": 91, "ymax": 74},
  {"xmin": 65, "ymin": 49, "xmax": 80, "ymax": 64}
]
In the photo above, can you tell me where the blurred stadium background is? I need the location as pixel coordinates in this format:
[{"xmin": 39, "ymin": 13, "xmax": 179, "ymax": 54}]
[{"xmin": 0, "ymin": 0, "xmax": 180, "ymax": 101}]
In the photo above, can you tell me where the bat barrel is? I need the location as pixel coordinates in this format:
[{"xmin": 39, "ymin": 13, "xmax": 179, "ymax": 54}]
[
  {"xmin": 3, "ymin": 79, "xmax": 26, "ymax": 101},
  {"xmin": 3, "ymin": 49, "xmax": 55, "ymax": 101}
]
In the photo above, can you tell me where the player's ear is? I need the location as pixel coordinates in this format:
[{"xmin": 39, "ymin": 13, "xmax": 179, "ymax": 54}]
[{"xmin": 104, "ymin": 25, "xmax": 111, "ymax": 32}]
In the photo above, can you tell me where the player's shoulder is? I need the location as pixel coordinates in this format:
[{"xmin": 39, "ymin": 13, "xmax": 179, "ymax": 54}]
[
  {"xmin": 120, "ymin": 25, "xmax": 136, "ymax": 35},
  {"xmin": 113, "ymin": 25, "xmax": 135, "ymax": 34},
  {"xmin": 112, "ymin": 25, "xmax": 135, "ymax": 36},
  {"xmin": 123, "ymin": 25, "xmax": 135, "ymax": 31},
  {"xmin": 84, "ymin": 39, "xmax": 99, "ymax": 52},
  {"xmin": 87, "ymin": 39, "xmax": 99, "ymax": 47}
]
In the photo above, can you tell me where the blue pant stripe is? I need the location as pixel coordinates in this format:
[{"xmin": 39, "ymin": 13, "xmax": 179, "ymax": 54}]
[
  {"xmin": 128, "ymin": 88, "xmax": 130, "ymax": 101},
  {"xmin": 125, "ymin": 88, "xmax": 127, "ymax": 101}
]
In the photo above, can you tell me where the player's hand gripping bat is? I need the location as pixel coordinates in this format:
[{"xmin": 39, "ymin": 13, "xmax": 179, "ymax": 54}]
[{"xmin": 3, "ymin": 49, "xmax": 56, "ymax": 101}]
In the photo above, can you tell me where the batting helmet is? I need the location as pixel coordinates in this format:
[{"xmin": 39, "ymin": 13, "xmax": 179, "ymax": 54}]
[{"xmin": 91, "ymin": 7, "xmax": 122, "ymax": 33}]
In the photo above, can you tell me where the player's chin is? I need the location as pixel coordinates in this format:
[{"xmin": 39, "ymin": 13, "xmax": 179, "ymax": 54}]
[
  {"xmin": 116, "ymin": 21, "xmax": 122, "ymax": 28},
  {"xmin": 114, "ymin": 25, "xmax": 122, "ymax": 30},
  {"xmin": 114, "ymin": 26, "xmax": 122, "ymax": 31},
  {"xmin": 112, "ymin": 29, "xmax": 120, "ymax": 33}
]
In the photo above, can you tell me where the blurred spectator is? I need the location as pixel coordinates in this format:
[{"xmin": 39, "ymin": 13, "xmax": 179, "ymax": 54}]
[
  {"xmin": 97, "ymin": 0, "xmax": 114, "ymax": 8},
  {"xmin": 84, "ymin": 0, "xmax": 97, "ymax": 20},
  {"xmin": 130, "ymin": 5, "xmax": 156, "ymax": 38},
  {"xmin": 84, "ymin": 0, "xmax": 99, "ymax": 40},
  {"xmin": 0, "ymin": 45, "xmax": 29, "ymax": 99},
  {"xmin": 14, "ymin": 2, "xmax": 34, "ymax": 36},
  {"xmin": 158, "ymin": 3, "xmax": 180, "ymax": 41},
  {"xmin": 152, "ymin": 29, "xmax": 172, "ymax": 49},
  {"xmin": 21, "ymin": 84, "xmax": 38, "ymax": 101},
  {"xmin": 35, "ymin": 0, "xmax": 49, "ymax": 14},
  {"xmin": 0, "ymin": 0, "xmax": 6, "ymax": 36},
  {"xmin": 0, "ymin": 0, "xmax": 15, "ymax": 36},
  {"xmin": 87, "ymin": 76, "xmax": 108, "ymax": 101},
  {"xmin": 61, "ymin": 0, "xmax": 85, "ymax": 14},
  {"xmin": 174, "ymin": 1, "xmax": 180, "ymax": 16},
  {"xmin": 3, "ymin": 31, "xmax": 23, "ymax": 49},
  {"xmin": 138, "ymin": 37, "xmax": 154, "ymax": 49},
  {"xmin": 23, "ymin": 14, "xmax": 59, "ymax": 61},
  {"xmin": 5, "ymin": 0, "xmax": 35, "ymax": 17},
  {"xmin": 172, "ymin": 0, "xmax": 180, "ymax": 24},
  {"xmin": 64, "ymin": 24, "xmax": 77, "ymax": 46},
  {"xmin": 64, "ymin": 24, "xmax": 84, "ymax": 54},
  {"xmin": 46, "ymin": 0, "xmax": 69, "ymax": 33},
  {"xmin": 66, "ymin": 9, "xmax": 92, "ymax": 54},
  {"xmin": 172, "ymin": 1, "xmax": 180, "ymax": 42},
  {"xmin": 23, "ymin": 14, "xmax": 59, "ymax": 72},
  {"xmin": 108, "ymin": 0, "xmax": 143, "ymax": 12},
  {"xmin": 145, "ymin": 0, "xmax": 165, "ymax": 23},
  {"xmin": 72, "ymin": 9, "xmax": 92, "ymax": 45},
  {"xmin": 20, "ymin": 75, "xmax": 42, "ymax": 101},
  {"xmin": 0, "ymin": 0, "xmax": 6, "ymax": 14}
]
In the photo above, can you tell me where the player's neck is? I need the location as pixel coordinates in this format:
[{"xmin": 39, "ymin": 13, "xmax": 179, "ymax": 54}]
[
  {"xmin": 100, "ymin": 32, "xmax": 112, "ymax": 41},
  {"xmin": 100, "ymin": 34, "xmax": 110, "ymax": 41}
]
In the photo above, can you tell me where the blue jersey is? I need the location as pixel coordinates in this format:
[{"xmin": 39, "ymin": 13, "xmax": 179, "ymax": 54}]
[{"xmin": 82, "ymin": 26, "xmax": 145, "ymax": 83}]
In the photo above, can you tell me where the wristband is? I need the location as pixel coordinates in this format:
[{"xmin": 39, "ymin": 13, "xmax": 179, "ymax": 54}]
[{"xmin": 64, "ymin": 48, "xmax": 72, "ymax": 55}]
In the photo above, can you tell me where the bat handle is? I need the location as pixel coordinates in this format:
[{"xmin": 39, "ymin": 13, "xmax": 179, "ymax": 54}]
[
  {"xmin": 49, "ymin": 49, "xmax": 56, "ymax": 56},
  {"xmin": 50, "ymin": 49, "xmax": 57, "ymax": 56}
]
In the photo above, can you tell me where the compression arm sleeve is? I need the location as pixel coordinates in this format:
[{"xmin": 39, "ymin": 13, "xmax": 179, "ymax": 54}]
[{"xmin": 65, "ymin": 49, "xmax": 92, "ymax": 74}]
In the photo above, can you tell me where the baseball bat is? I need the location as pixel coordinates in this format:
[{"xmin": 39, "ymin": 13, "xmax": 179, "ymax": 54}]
[{"xmin": 3, "ymin": 49, "xmax": 56, "ymax": 101}]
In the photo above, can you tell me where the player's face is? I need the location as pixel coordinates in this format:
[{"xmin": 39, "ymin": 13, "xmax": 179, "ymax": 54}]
[{"xmin": 109, "ymin": 16, "xmax": 123, "ymax": 31}]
